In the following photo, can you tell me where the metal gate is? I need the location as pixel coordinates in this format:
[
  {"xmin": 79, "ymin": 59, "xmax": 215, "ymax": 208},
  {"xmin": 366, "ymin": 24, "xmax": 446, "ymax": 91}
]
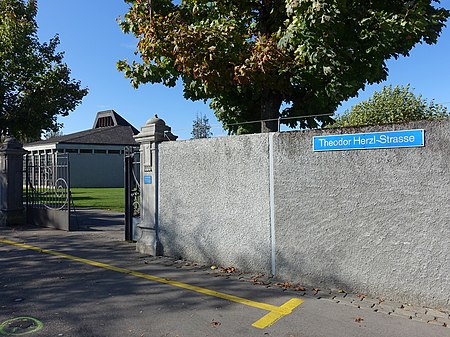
[
  {"xmin": 124, "ymin": 147, "xmax": 140, "ymax": 241},
  {"xmin": 24, "ymin": 153, "xmax": 72, "ymax": 230}
]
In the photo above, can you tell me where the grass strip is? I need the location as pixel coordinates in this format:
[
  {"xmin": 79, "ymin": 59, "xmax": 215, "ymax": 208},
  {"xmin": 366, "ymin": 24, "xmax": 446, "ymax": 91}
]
[{"xmin": 70, "ymin": 187, "xmax": 124, "ymax": 212}]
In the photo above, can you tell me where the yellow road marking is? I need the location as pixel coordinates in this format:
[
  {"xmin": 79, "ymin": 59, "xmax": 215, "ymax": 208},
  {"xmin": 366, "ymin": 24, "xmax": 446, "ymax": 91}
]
[
  {"xmin": 0, "ymin": 238, "xmax": 303, "ymax": 329},
  {"xmin": 252, "ymin": 298, "xmax": 303, "ymax": 328}
]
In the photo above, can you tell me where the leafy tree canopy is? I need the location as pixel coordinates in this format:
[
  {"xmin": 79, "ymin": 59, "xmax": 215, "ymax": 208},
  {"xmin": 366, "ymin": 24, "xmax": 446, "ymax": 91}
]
[
  {"xmin": 0, "ymin": 0, "xmax": 88, "ymax": 141},
  {"xmin": 332, "ymin": 84, "xmax": 449, "ymax": 127},
  {"xmin": 118, "ymin": 0, "xmax": 449, "ymax": 134}
]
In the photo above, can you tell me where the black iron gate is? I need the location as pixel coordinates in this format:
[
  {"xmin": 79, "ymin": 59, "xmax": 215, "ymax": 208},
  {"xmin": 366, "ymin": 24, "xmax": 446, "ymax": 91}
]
[
  {"xmin": 124, "ymin": 147, "xmax": 140, "ymax": 241},
  {"xmin": 24, "ymin": 153, "xmax": 72, "ymax": 230}
]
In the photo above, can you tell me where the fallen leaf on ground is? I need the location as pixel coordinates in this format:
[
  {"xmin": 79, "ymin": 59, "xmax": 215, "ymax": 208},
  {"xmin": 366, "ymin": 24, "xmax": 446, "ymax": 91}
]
[
  {"xmin": 251, "ymin": 273, "xmax": 264, "ymax": 280},
  {"xmin": 219, "ymin": 266, "xmax": 238, "ymax": 273},
  {"xmin": 275, "ymin": 282, "xmax": 307, "ymax": 291},
  {"xmin": 211, "ymin": 320, "xmax": 221, "ymax": 327}
]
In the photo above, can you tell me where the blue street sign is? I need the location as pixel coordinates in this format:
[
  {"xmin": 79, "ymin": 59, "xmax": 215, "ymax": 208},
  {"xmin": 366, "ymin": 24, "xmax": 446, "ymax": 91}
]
[
  {"xmin": 144, "ymin": 176, "xmax": 152, "ymax": 184},
  {"xmin": 313, "ymin": 129, "xmax": 425, "ymax": 152}
]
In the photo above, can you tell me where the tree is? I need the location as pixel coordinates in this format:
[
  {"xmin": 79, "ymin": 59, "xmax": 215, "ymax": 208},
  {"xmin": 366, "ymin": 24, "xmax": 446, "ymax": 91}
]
[
  {"xmin": 0, "ymin": 0, "xmax": 88, "ymax": 141},
  {"xmin": 191, "ymin": 113, "xmax": 212, "ymax": 139},
  {"xmin": 43, "ymin": 130, "xmax": 63, "ymax": 140},
  {"xmin": 332, "ymin": 84, "xmax": 449, "ymax": 127},
  {"xmin": 117, "ymin": 1, "xmax": 449, "ymax": 134}
]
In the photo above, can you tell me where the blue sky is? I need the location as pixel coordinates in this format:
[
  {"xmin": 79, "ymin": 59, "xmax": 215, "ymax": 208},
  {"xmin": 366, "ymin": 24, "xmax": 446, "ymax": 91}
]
[{"xmin": 36, "ymin": 1, "xmax": 450, "ymax": 140}]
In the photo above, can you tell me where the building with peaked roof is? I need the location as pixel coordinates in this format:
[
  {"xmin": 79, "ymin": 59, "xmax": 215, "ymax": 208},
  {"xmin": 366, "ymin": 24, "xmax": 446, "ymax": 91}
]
[{"xmin": 24, "ymin": 110, "xmax": 138, "ymax": 188}]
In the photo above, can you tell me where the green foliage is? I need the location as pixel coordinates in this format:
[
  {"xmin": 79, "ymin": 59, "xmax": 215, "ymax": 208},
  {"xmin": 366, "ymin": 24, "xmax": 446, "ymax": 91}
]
[
  {"xmin": 118, "ymin": 0, "xmax": 449, "ymax": 134},
  {"xmin": 191, "ymin": 113, "xmax": 212, "ymax": 139},
  {"xmin": 0, "ymin": 0, "xmax": 88, "ymax": 141},
  {"xmin": 332, "ymin": 85, "xmax": 449, "ymax": 127},
  {"xmin": 43, "ymin": 130, "xmax": 63, "ymax": 139}
]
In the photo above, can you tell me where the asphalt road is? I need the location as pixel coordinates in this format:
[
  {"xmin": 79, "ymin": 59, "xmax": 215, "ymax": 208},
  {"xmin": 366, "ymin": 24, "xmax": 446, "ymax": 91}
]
[{"xmin": 1, "ymin": 217, "xmax": 449, "ymax": 337}]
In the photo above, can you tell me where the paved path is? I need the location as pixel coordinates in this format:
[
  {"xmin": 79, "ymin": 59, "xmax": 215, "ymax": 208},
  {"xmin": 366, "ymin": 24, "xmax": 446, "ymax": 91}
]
[
  {"xmin": 0, "ymin": 218, "xmax": 449, "ymax": 337},
  {"xmin": 70, "ymin": 208, "xmax": 124, "ymax": 233}
]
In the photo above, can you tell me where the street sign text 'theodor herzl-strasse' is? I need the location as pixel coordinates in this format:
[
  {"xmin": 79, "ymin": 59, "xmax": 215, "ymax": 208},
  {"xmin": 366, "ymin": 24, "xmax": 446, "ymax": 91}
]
[{"xmin": 313, "ymin": 129, "xmax": 425, "ymax": 152}]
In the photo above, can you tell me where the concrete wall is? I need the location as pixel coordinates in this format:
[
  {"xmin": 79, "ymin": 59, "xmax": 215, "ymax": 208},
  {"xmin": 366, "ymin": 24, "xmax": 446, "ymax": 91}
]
[
  {"xmin": 159, "ymin": 135, "xmax": 272, "ymax": 273},
  {"xmin": 157, "ymin": 120, "xmax": 450, "ymax": 309},
  {"xmin": 273, "ymin": 121, "xmax": 450, "ymax": 308}
]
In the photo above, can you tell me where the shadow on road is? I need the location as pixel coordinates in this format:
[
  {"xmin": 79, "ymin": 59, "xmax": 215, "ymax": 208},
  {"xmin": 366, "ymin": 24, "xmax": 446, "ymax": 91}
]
[{"xmin": 70, "ymin": 208, "xmax": 124, "ymax": 233}]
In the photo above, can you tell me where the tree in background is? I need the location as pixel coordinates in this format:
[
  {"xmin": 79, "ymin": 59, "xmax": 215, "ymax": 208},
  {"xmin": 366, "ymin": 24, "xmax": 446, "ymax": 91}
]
[
  {"xmin": 118, "ymin": 1, "xmax": 449, "ymax": 134},
  {"xmin": 332, "ymin": 85, "xmax": 449, "ymax": 127},
  {"xmin": 0, "ymin": 0, "xmax": 88, "ymax": 141},
  {"xmin": 43, "ymin": 130, "xmax": 64, "ymax": 139},
  {"xmin": 191, "ymin": 113, "xmax": 212, "ymax": 139}
]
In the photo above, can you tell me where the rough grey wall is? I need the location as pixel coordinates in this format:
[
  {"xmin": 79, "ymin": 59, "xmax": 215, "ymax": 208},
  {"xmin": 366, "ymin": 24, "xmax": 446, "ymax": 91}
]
[
  {"xmin": 273, "ymin": 120, "xmax": 450, "ymax": 308},
  {"xmin": 156, "ymin": 120, "xmax": 450, "ymax": 309},
  {"xmin": 158, "ymin": 135, "xmax": 272, "ymax": 273}
]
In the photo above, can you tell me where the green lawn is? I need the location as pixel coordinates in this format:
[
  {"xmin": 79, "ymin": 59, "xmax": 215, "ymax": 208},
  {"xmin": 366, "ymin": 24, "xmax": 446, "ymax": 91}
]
[{"xmin": 70, "ymin": 188, "xmax": 124, "ymax": 212}]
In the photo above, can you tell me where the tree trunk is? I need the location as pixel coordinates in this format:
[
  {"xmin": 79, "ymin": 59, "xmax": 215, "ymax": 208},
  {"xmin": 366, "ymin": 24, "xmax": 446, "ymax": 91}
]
[{"xmin": 260, "ymin": 93, "xmax": 282, "ymax": 133}]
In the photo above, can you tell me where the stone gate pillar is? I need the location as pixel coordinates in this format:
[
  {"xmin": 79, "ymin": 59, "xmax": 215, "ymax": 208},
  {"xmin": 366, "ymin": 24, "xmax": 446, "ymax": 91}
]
[
  {"xmin": 134, "ymin": 115, "xmax": 177, "ymax": 255},
  {"xmin": 0, "ymin": 137, "xmax": 27, "ymax": 227}
]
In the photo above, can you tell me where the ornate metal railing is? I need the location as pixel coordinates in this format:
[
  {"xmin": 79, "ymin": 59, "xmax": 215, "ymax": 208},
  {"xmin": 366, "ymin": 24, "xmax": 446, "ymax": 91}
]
[{"xmin": 24, "ymin": 153, "xmax": 70, "ymax": 210}]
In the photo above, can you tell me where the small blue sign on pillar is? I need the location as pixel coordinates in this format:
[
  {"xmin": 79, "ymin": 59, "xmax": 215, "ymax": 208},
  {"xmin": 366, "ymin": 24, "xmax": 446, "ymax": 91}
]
[{"xmin": 144, "ymin": 175, "xmax": 152, "ymax": 184}]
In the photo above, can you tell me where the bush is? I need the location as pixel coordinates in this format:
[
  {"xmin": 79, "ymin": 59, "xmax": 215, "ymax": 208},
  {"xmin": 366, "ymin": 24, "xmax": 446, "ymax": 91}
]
[{"xmin": 332, "ymin": 85, "xmax": 448, "ymax": 127}]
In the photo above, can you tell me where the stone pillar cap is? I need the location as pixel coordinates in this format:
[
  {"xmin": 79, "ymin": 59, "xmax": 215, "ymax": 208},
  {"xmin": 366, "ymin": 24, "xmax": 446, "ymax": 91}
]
[
  {"xmin": 135, "ymin": 115, "xmax": 178, "ymax": 143},
  {"xmin": 146, "ymin": 114, "xmax": 166, "ymax": 126},
  {"xmin": 1, "ymin": 137, "xmax": 25, "ymax": 151}
]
